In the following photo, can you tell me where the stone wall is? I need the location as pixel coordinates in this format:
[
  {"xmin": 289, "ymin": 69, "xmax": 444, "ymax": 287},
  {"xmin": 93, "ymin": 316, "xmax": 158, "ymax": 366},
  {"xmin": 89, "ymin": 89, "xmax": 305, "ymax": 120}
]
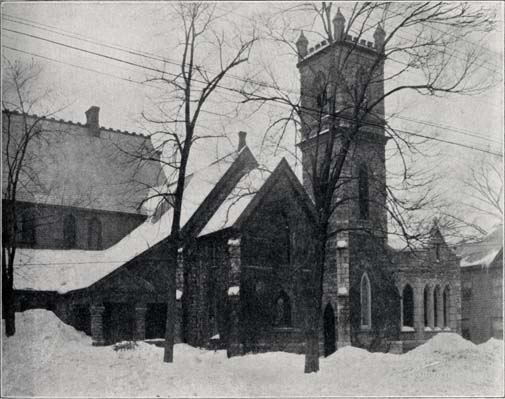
[{"xmin": 348, "ymin": 232, "xmax": 400, "ymax": 351}]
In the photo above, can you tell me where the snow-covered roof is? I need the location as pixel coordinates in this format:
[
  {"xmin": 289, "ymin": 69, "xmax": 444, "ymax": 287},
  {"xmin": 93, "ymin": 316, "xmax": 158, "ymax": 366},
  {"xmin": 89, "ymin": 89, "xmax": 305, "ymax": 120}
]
[
  {"xmin": 3, "ymin": 112, "xmax": 164, "ymax": 215},
  {"xmin": 458, "ymin": 225, "xmax": 503, "ymax": 268},
  {"xmin": 13, "ymin": 209, "xmax": 173, "ymax": 294},
  {"xmin": 199, "ymin": 168, "xmax": 270, "ymax": 237},
  {"xmin": 14, "ymin": 150, "xmax": 242, "ymax": 294}
]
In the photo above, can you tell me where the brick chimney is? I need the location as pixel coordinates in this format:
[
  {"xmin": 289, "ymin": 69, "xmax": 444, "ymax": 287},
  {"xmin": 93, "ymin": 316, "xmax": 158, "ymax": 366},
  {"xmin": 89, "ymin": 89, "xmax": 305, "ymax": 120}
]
[
  {"xmin": 238, "ymin": 131, "xmax": 247, "ymax": 151},
  {"xmin": 85, "ymin": 106, "xmax": 100, "ymax": 137}
]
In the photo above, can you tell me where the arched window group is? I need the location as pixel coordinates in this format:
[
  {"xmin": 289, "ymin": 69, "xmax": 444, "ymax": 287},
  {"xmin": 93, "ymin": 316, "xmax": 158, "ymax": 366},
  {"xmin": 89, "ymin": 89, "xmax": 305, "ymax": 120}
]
[
  {"xmin": 63, "ymin": 214, "xmax": 103, "ymax": 249},
  {"xmin": 360, "ymin": 273, "xmax": 371, "ymax": 329},
  {"xmin": 401, "ymin": 283, "xmax": 451, "ymax": 330},
  {"xmin": 274, "ymin": 291, "xmax": 292, "ymax": 328}
]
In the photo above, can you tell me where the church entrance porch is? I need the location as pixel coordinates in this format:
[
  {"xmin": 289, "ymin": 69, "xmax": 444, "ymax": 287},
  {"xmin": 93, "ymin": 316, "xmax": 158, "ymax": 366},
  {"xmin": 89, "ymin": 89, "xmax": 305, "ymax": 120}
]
[{"xmin": 103, "ymin": 302, "xmax": 136, "ymax": 344}]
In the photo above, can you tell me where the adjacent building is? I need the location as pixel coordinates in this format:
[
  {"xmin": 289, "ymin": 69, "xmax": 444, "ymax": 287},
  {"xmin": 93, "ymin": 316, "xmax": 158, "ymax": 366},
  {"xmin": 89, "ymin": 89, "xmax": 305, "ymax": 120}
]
[
  {"xmin": 458, "ymin": 226, "xmax": 503, "ymax": 343},
  {"xmin": 2, "ymin": 106, "xmax": 163, "ymax": 251}
]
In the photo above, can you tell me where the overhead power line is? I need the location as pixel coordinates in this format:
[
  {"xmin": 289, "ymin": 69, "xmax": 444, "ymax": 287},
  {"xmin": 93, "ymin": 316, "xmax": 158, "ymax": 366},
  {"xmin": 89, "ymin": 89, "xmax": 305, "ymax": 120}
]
[
  {"xmin": 3, "ymin": 34, "xmax": 502, "ymax": 157},
  {"xmin": 4, "ymin": 22, "xmax": 501, "ymax": 147},
  {"xmin": 3, "ymin": 13, "xmax": 502, "ymax": 112}
]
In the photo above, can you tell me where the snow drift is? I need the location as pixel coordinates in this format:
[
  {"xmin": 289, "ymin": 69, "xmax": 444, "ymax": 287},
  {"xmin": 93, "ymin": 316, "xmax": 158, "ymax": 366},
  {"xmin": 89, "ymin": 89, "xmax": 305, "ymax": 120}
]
[{"xmin": 2, "ymin": 310, "xmax": 504, "ymax": 397}]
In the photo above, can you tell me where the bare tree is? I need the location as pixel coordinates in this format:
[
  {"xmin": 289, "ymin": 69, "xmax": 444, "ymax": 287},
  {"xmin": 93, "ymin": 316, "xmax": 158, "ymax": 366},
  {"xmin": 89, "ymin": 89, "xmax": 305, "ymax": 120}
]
[
  {"xmin": 460, "ymin": 155, "xmax": 503, "ymax": 222},
  {"xmin": 128, "ymin": 3, "xmax": 257, "ymax": 363},
  {"xmin": 438, "ymin": 153, "xmax": 503, "ymax": 242},
  {"xmin": 2, "ymin": 58, "xmax": 64, "ymax": 336},
  {"xmin": 242, "ymin": 2, "xmax": 496, "ymax": 373}
]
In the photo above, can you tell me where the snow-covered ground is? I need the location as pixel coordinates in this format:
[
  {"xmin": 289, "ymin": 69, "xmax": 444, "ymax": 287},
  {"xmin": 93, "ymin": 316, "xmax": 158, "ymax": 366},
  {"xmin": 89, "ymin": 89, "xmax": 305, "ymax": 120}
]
[{"xmin": 2, "ymin": 310, "xmax": 504, "ymax": 397}]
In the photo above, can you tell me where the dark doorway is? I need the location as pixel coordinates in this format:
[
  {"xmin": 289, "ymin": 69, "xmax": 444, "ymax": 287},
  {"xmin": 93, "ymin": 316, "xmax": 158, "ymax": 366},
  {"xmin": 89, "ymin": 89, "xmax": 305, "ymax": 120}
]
[
  {"xmin": 146, "ymin": 303, "xmax": 167, "ymax": 339},
  {"xmin": 103, "ymin": 302, "xmax": 135, "ymax": 344},
  {"xmin": 324, "ymin": 303, "xmax": 336, "ymax": 357},
  {"xmin": 73, "ymin": 305, "xmax": 91, "ymax": 335}
]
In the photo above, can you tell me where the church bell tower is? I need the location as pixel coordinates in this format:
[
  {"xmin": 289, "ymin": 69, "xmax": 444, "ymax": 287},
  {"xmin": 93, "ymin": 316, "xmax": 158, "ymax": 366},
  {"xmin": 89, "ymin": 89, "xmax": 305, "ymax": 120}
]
[
  {"xmin": 295, "ymin": 8, "xmax": 389, "ymax": 350},
  {"xmin": 296, "ymin": 8, "xmax": 388, "ymax": 239}
]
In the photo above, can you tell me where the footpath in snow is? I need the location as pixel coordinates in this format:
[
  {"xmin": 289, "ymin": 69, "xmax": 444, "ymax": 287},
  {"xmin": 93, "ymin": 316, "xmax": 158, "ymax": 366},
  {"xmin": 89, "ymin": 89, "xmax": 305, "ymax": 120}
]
[{"xmin": 2, "ymin": 310, "xmax": 504, "ymax": 397}]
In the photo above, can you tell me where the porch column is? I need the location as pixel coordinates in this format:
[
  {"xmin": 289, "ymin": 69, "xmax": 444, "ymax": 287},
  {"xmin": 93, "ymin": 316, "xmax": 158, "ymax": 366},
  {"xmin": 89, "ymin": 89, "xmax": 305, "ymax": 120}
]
[
  {"xmin": 175, "ymin": 292, "xmax": 183, "ymax": 343},
  {"xmin": 337, "ymin": 293, "xmax": 351, "ymax": 348},
  {"xmin": 336, "ymin": 232, "xmax": 351, "ymax": 349},
  {"xmin": 413, "ymin": 283, "xmax": 424, "ymax": 340},
  {"xmin": 427, "ymin": 286, "xmax": 434, "ymax": 329},
  {"xmin": 90, "ymin": 304, "xmax": 105, "ymax": 346},
  {"xmin": 135, "ymin": 304, "xmax": 147, "ymax": 341},
  {"xmin": 227, "ymin": 237, "xmax": 242, "ymax": 358},
  {"xmin": 436, "ymin": 288, "xmax": 444, "ymax": 329}
]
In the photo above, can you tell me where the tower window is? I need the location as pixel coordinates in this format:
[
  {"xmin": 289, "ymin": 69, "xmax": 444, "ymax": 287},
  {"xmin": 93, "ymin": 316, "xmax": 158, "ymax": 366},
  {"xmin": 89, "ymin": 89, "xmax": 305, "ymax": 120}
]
[
  {"xmin": 355, "ymin": 67, "xmax": 370, "ymax": 109},
  {"xmin": 358, "ymin": 163, "xmax": 369, "ymax": 220},
  {"xmin": 63, "ymin": 214, "xmax": 76, "ymax": 249},
  {"xmin": 360, "ymin": 273, "xmax": 371, "ymax": 329},
  {"xmin": 87, "ymin": 217, "xmax": 102, "ymax": 250},
  {"xmin": 313, "ymin": 71, "xmax": 328, "ymax": 110}
]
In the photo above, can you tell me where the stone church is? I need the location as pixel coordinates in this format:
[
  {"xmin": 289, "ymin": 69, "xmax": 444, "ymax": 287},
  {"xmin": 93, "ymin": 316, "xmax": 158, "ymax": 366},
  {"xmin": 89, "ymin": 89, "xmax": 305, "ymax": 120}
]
[{"xmin": 7, "ymin": 11, "xmax": 461, "ymax": 356}]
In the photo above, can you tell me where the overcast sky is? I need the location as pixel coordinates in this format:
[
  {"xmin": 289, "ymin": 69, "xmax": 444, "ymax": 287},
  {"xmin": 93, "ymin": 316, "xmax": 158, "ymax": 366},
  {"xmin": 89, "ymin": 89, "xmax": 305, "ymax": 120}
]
[{"xmin": 2, "ymin": 1, "xmax": 503, "ymax": 235}]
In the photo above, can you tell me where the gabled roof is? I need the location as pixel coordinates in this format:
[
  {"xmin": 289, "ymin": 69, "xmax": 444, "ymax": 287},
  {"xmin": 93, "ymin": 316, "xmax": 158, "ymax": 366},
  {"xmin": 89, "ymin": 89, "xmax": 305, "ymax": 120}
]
[
  {"xmin": 457, "ymin": 225, "xmax": 503, "ymax": 268},
  {"xmin": 199, "ymin": 158, "xmax": 316, "ymax": 237},
  {"xmin": 13, "ymin": 147, "xmax": 256, "ymax": 294},
  {"xmin": 2, "ymin": 111, "xmax": 163, "ymax": 214}
]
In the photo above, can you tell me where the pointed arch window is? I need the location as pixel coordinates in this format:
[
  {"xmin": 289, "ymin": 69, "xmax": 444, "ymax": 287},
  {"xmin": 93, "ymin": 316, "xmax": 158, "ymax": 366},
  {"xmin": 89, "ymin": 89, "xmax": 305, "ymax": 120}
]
[
  {"xmin": 402, "ymin": 284, "xmax": 414, "ymax": 328},
  {"xmin": 355, "ymin": 67, "xmax": 370, "ymax": 109},
  {"xmin": 434, "ymin": 285, "xmax": 441, "ymax": 328},
  {"xmin": 313, "ymin": 71, "xmax": 328, "ymax": 110},
  {"xmin": 88, "ymin": 217, "xmax": 102, "ymax": 250},
  {"xmin": 274, "ymin": 291, "xmax": 292, "ymax": 327},
  {"xmin": 423, "ymin": 285, "xmax": 429, "ymax": 327},
  {"xmin": 63, "ymin": 214, "xmax": 76, "ymax": 249},
  {"xmin": 443, "ymin": 286, "xmax": 450, "ymax": 328},
  {"xmin": 360, "ymin": 273, "xmax": 371, "ymax": 329},
  {"xmin": 358, "ymin": 163, "xmax": 369, "ymax": 220}
]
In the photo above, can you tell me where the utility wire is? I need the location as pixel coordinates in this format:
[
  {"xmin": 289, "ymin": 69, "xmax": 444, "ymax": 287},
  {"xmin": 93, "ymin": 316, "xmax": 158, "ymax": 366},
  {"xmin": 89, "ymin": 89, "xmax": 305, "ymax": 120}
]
[
  {"xmin": 2, "ymin": 44, "xmax": 234, "ymax": 122},
  {"xmin": 3, "ymin": 13, "xmax": 502, "ymax": 110},
  {"xmin": 3, "ymin": 36, "xmax": 502, "ymax": 157},
  {"xmin": 4, "ymin": 24, "xmax": 501, "ymax": 147}
]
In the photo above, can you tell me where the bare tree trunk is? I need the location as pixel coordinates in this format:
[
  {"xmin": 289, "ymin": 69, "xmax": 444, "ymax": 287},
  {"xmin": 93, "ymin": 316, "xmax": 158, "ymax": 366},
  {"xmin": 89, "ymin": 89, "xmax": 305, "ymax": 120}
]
[
  {"xmin": 163, "ymin": 243, "xmax": 178, "ymax": 363},
  {"xmin": 304, "ymin": 225, "xmax": 327, "ymax": 373},
  {"xmin": 304, "ymin": 298, "xmax": 320, "ymax": 373},
  {"xmin": 4, "ymin": 287, "xmax": 16, "ymax": 337},
  {"xmin": 2, "ymin": 199, "xmax": 17, "ymax": 336}
]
